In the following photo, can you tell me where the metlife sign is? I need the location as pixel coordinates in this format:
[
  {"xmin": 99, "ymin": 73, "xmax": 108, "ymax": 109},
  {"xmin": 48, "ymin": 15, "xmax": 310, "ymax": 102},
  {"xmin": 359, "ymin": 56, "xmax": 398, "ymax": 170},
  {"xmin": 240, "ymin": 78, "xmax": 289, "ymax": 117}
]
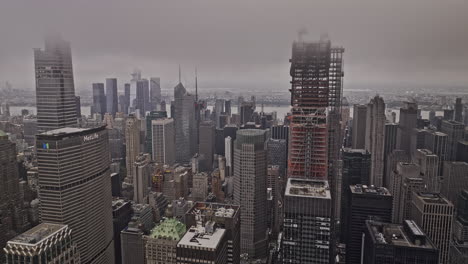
[{"xmin": 83, "ymin": 133, "xmax": 99, "ymax": 142}]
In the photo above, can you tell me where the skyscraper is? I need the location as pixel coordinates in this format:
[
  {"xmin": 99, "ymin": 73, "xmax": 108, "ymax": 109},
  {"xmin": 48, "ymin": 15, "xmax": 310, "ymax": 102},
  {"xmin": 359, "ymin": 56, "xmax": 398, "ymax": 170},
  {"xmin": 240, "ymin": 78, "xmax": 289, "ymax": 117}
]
[
  {"xmin": 134, "ymin": 153, "xmax": 152, "ymax": 204},
  {"xmin": 151, "ymin": 118, "xmax": 175, "ymax": 165},
  {"xmin": 390, "ymin": 162, "xmax": 421, "ymax": 223},
  {"xmin": 36, "ymin": 126, "xmax": 114, "ymax": 263},
  {"xmin": 144, "ymin": 218, "xmax": 186, "ymax": 264},
  {"xmin": 441, "ymin": 161, "xmax": 468, "ymax": 208},
  {"xmin": 125, "ymin": 115, "xmax": 141, "ymax": 185},
  {"xmin": 174, "ymin": 82, "xmax": 197, "ymax": 163},
  {"xmin": 106, "ymin": 78, "xmax": 118, "ymax": 116},
  {"xmin": 352, "ymin": 104, "xmax": 367, "ymax": 149},
  {"xmin": 150, "ymin": 77, "xmax": 161, "ymax": 111},
  {"xmin": 383, "ymin": 122, "xmax": 398, "ymax": 186},
  {"xmin": 410, "ymin": 192, "xmax": 454, "ymax": 264},
  {"xmin": 397, "ymin": 101, "xmax": 418, "ymax": 155},
  {"xmin": 455, "ymin": 98, "xmax": 463, "ymax": 122},
  {"xmin": 414, "ymin": 149, "xmax": 439, "ymax": 193},
  {"xmin": 425, "ymin": 130, "xmax": 448, "ymax": 175},
  {"xmin": 0, "ymin": 131, "xmax": 29, "ymax": 260},
  {"xmin": 344, "ymin": 185, "xmax": 392, "ymax": 264},
  {"xmin": 288, "ymin": 37, "xmax": 344, "ymax": 180},
  {"xmin": 233, "ymin": 129, "xmax": 268, "ymax": 259},
  {"xmin": 441, "ymin": 120, "xmax": 465, "ymax": 161},
  {"xmin": 136, "ymin": 79, "xmax": 150, "ymax": 117},
  {"xmin": 123, "ymin": 83, "xmax": 130, "ymax": 114},
  {"xmin": 199, "ymin": 121, "xmax": 215, "ymax": 172},
  {"xmin": 34, "ymin": 35, "xmax": 77, "ymax": 132},
  {"xmin": 365, "ymin": 95, "xmax": 386, "ymax": 187},
  {"xmin": 267, "ymin": 138, "xmax": 287, "ymax": 176},
  {"xmin": 92, "ymin": 83, "xmax": 107, "ymax": 116},
  {"xmin": 282, "ymin": 179, "xmax": 332, "ymax": 263}
]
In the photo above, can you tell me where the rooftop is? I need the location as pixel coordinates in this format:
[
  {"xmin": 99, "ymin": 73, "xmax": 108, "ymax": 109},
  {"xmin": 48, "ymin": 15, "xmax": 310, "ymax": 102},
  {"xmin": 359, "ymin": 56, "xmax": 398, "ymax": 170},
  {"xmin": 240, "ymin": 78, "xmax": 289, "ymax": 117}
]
[
  {"xmin": 188, "ymin": 202, "xmax": 239, "ymax": 219},
  {"xmin": 367, "ymin": 220, "xmax": 436, "ymax": 249},
  {"xmin": 37, "ymin": 125, "xmax": 106, "ymax": 139},
  {"xmin": 415, "ymin": 192, "xmax": 452, "ymax": 205},
  {"xmin": 285, "ymin": 178, "xmax": 331, "ymax": 199},
  {"xmin": 148, "ymin": 218, "xmax": 186, "ymax": 241},
  {"xmin": 178, "ymin": 223, "xmax": 226, "ymax": 250},
  {"xmin": 9, "ymin": 223, "xmax": 66, "ymax": 245},
  {"xmin": 350, "ymin": 184, "xmax": 391, "ymax": 196}
]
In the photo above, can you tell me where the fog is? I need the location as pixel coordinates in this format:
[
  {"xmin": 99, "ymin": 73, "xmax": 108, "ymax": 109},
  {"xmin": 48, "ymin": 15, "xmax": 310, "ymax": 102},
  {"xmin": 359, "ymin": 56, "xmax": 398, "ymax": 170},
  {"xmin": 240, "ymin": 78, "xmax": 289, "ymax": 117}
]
[{"xmin": 1, "ymin": 0, "xmax": 467, "ymax": 92}]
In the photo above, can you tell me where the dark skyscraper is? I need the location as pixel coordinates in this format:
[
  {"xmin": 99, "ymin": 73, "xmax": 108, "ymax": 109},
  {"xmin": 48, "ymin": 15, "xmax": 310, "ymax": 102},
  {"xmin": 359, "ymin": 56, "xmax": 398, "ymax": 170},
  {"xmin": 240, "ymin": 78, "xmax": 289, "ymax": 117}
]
[
  {"xmin": 150, "ymin": 77, "xmax": 161, "ymax": 111},
  {"xmin": 441, "ymin": 120, "xmax": 465, "ymax": 161},
  {"xmin": 455, "ymin": 98, "xmax": 463, "ymax": 122},
  {"xmin": 352, "ymin": 104, "xmax": 367, "ymax": 149},
  {"xmin": 234, "ymin": 129, "xmax": 268, "ymax": 259},
  {"xmin": 174, "ymin": 82, "xmax": 197, "ymax": 163},
  {"xmin": 365, "ymin": 95, "xmax": 386, "ymax": 187},
  {"xmin": 199, "ymin": 121, "xmax": 215, "ymax": 172},
  {"xmin": 34, "ymin": 35, "xmax": 78, "ymax": 132},
  {"xmin": 92, "ymin": 83, "xmax": 107, "ymax": 116},
  {"xmin": 136, "ymin": 79, "xmax": 150, "ymax": 116},
  {"xmin": 397, "ymin": 101, "xmax": 418, "ymax": 155},
  {"xmin": 344, "ymin": 185, "xmax": 392, "ymax": 264},
  {"xmin": 36, "ymin": 126, "xmax": 115, "ymax": 263},
  {"xmin": 106, "ymin": 78, "xmax": 118, "ymax": 116},
  {"xmin": 383, "ymin": 122, "xmax": 398, "ymax": 186},
  {"xmin": 124, "ymin": 83, "xmax": 131, "ymax": 114}
]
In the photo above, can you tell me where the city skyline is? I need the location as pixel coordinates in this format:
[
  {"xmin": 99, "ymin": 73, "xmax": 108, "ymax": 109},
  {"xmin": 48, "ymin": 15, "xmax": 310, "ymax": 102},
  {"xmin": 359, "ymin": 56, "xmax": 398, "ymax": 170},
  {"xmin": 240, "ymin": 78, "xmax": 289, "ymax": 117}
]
[{"xmin": 1, "ymin": 1, "xmax": 468, "ymax": 92}]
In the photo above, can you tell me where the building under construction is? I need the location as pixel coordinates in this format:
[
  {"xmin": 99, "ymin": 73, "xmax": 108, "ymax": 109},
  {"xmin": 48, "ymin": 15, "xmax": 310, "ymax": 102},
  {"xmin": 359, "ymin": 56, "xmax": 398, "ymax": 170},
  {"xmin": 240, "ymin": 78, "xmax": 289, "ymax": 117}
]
[{"xmin": 288, "ymin": 36, "xmax": 344, "ymax": 180}]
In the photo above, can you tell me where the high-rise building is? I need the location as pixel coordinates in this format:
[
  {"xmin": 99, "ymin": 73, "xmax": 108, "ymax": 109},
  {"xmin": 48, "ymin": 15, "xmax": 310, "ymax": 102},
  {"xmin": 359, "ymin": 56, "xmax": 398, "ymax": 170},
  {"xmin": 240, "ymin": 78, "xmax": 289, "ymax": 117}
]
[
  {"xmin": 34, "ymin": 35, "xmax": 77, "ymax": 132},
  {"xmin": 3, "ymin": 223, "xmax": 80, "ymax": 264},
  {"xmin": 177, "ymin": 223, "xmax": 228, "ymax": 264},
  {"xmin": 123, "ymin": 83, "xmax": 130, "ymax": 115},
  {"xmin": 457, "ymin": 140, "xmax": 468, "ymax": 162},
  {"xmin": 145, "ymin": 111, "xmax": 168, "ymax": 155},
  {"xmin": 414, "ymin": 149, "xmax": 439, "ymax": 193},
  {"xmin": 271, "ymin": 124, "xmax": 289, "ymax": 140},
  {"xmin": 384, "ymin": 149, "xmax": 410, "ymax": 188},
  {"xmin": 344, "ymin": 185, "xmax": 392, "ymax": 264},
  {"xmin": 151, "ymin": 118, "xmax": 175, "ymax": 165},
  {"xmin": 92, "ymin": 83, "xmax": 107, "ymax": 116},
  {"xmin": 185, "ymin": 202, "xmax": 241, "ymax": 264},
  {"xmin": 225, "ymin": 100, "xmax": 232, "ymax": 116},
  {"xmin": 174, "ymin": 82, "xmax": 197, "ymax": 163},
  {"xmin": 365, "ymin": 95, "xmax": 386, "ymax": 187},
  {"xmin": 144, "ymin": 218, "xmax": 186, "ymax": 264},
  {"xmin": 36, "ymin": 126, "xmax": 114, "ymax": 263},
  {"xmin": 410, "ymin": 192, "xmax": 454, "ymax": 264},
  {"xmin": 120, "ymin": 223, "xmax": 145, "ymax": 264},
  {"xmin": 455, "ymin": 98, "xmax": 463, "ymax": 122},
  {"xmin": 352, "ymin": 104, "xmax": 367, "ymax": 149},
  {"xmin": 134, "ymin": 153, "xmax": 152, "ymax": 204},
  {"xmin": 397, "ymin": 101, "xmax": 418, "ymax": 155},
  {"xmin": 125, "ymin": 115, "xmax": 141, "ymax": 184},
  {"xmin": 150, "ymin": 77, "xmax": 161, "ymax": 111},
  {"xmin": 282, "ymin": 178, "xmax": 332, "ymax": 263},
  {"xmin": 233, "ymin": 129, "xmax": 268, "ymax": 259},
  {"xmin": 199, "ymin": 121, "xmax": 215, "ymax": 172},
  {"xmin": 225, "ymin": 136, "xmax": 233, "ymax": 176},
  {"xmin": 425, "ymin": 130, "xmax": 448, "ymax": 175},
  {"xmin": 192, "ymin": 172, "xmax": 209, "ymax": 202},
  {"xmin": 267, "ymin": 138, "xmax": 287, "ymax": 176},
  {"xmin": 362, "ymin": 220, "xmax": 439, "ymax": 264},
  {"xmin": 441, "ymin": 120, "xmax": 465, "ymax": 161},
  {"xmin": 441, "ymin": 161, "xmax": 468, "ymax": 207},
  {"xmin": 383, "ymin": 123, "xmax": 398, "ymax": 186},
  {"xmin": 287, "ymin": 36, "xmax": 344, "ymax": 180},
  {"xmin": 452, "ymin": 190, "xmax": 468, "ymax": 262},
  {"xmin": 390, "ymin": 162, "xmax": 421, "ymax": 223},
  {"xmin": 112, "ymin": 199, "xmax": 132, "ymax": 264},
  {"xmin": 444, "ymin": 108, "xmax": 454, "ymax": 121},
  {"xmin": 106, "ymin": 78, "xmax": 118, "ymax": 116},
  {"xmin": 136, "ymin": 79, "xmax": 150, "ymax": 117},
  {"xmin": 0, "ymin": 131, "xmax": 29, "ymax": 260}
]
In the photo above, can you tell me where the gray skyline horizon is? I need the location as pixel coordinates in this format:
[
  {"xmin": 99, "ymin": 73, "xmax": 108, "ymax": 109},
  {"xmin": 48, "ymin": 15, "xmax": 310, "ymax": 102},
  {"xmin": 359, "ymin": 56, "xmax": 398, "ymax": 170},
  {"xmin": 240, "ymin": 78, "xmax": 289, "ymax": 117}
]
[{"xmin": 1, "ymin": 0, "xmax": 468, "ymax": 92}]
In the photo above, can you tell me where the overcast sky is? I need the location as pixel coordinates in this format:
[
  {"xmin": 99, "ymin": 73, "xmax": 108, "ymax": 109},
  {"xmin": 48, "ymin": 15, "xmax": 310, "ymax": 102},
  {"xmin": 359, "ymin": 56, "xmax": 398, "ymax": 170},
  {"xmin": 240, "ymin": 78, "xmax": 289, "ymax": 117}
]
[{"xmin": 1, "ymin": 0, "xmax": 467, "ymax": 92}]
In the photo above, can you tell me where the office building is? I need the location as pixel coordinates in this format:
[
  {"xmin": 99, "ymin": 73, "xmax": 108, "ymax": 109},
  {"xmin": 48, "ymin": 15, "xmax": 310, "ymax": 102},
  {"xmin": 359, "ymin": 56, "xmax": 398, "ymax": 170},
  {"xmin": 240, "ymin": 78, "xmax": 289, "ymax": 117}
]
[
  {"xmin": 135, "ymin": 79, "xmax": 149, "ymax": 116},
  {"xmin": 384, "ymin": 149, "xmax": 410, "ymax": 188},
  {"xmin": 362, "ymin": 220, "xmax": 438, "ymax": 264},
  {"xmin": 225, "ymin": 136, "xmax": 233, "ymax": 176},
  {"xmin": 233, "ymin": 129, "xmax": 268, "ymax": 259},
  {"xmin": 112, "ymin": 199, "xmax": 132, "ymax": 264},
  {"xmin": 150, "ymin": 77, "xmax": 161, "ymax": 111},
  {"xmin": 455, "ymin": 98, "xmax": 463, "ymax": 122},
  {"xmin": 271, "ymin": 124, "xmax": 289, "ymax": 140},
  {"xmin": 177, "ymin": 223, "xmax": 228, "ymax": 264},
  {"xmin": 174, "ymin": 82, "xmax": 197, "ymax": 163},
  {"xmin": 390, "ymin": 162, "xmax": 421, "ymax": 223},
  {"xmin": 0, "ymin": 131, "xmax": 29, "ymax": 260},
  {"xmin": 352, "ymin": 104, "xmax": 368, "ymax": 149},
  {"xmin": 192, "ymin": 172, "xmax": 209, "ymax": 202},
  {"xmin": 34, "ymin": 35, "xmax": 77, "ymax": 132},
  {"xmin": 288, "ymin": 37, "xmax": 344, "ymax": 180},
  {"xmin": 134, "ymin": 153, "xmax": 152, "ymax": 204},
  {"xmin": 92, "ymin": 83, "xmax": 106, "ymax": 116},
  {"xmin": 453, "ymin": 190, "xmax": 468, "ymax": 245},
  {"xmin": 410, "ymin": 192, "xmax": 454, "ymax": 264},
  {"xmin": 144, "ymin": 218, "xmax": 186, "ymax": 264},
  {"xmin": 282, "ymin": 179, "xmax": 332, "ymax": 263},
  {"xmin": 145, "ymin": 111, "xmax": 167, "ymax": 154},
  {"xmin": 414, "ymin": 149, "xmax": 439, "ymax": 193},
  {"xmin": 441, "ymin": 120, "xmax": 465, "ymax": 161},
  {"xmin": 36, "ymin": 126, "xmax": 114, "ymax": 263},
  {"xmin": 125, "ymin": 115, "xmax": 141, "ymax": 184},
  {"xmin": 425, "ymin": 130, "xmax": 448, "ymax": 175},
  {"xmin": 151, "ymin": 118, "xmax": 175, "ymax": 165},
  {"xmin": 3, "ymin": 223, "xmax": 80, "ymax": 264},
  {"xmin": 267, "ymin": 138, "xmax": 287, "ymax": 176},
  {"xmin": 186, "ymin": 202, "xmax": 240, "ymax": 264},
  {"xmin": 457, "ymin": 140, "xmax": 468, "ymax": 162},
  {"xmin": 123, "ymin": 83, "xmax": 130, "ymax": 114},
  {"xmin": 344, "ymin": 185, "xmax": 392, "ymax": 264},
  {"xmin": 106, "ymin": 78, "xmax": 118, "ymax": 116},
  {"xmin": 441, "ymin": 161, "xmax": 468, "ymax": 208},
  {"xmin": 397, "ymin": 101, "xmax": 418, "ymax": 155},
  {"xmin": 120, "ymin": 223, "xmax": 145, "ymax": 264},
  {"xmin": 383, "ymin": 123, "xmax": 398, "ymax": 185},
  {"xmin": 225, "ymin": 100, "xmax": 232, "ymax": 116},
  {"xmin": 199, "ymin": 121, "xmax": 215, "ymax": 172},
  {"xmin": 365, "ymin": 95, "xmax": 386, "ymax": 187}
]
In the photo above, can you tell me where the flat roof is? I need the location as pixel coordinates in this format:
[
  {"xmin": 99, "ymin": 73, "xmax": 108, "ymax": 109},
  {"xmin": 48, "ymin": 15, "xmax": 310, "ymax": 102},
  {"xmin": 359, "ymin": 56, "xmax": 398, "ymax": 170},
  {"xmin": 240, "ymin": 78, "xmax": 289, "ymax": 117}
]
[
  {"xmin": 285, "ymin": 178, "xmax": 331, "ymax": 199},
  {"xmin": 187, "ymin": 202, "xmax": 240, "ymax": 219},
  {"xmin": 367, "ymin": 221, "xmax": 435, "ymax": 249},
  {"xmin": 350, "ymin": 184, "xmax": 391, "ymax": 196},
  {"xmin": 9, "ymin": 223, "xmax": 66, "ymax": 245},
  {"xmin": 178, "ymin": 225, "xmax": 225, "ymax": 250},
  {"xmin": 415, "ymin": 192, "xmax": 452, "ymax": 205},
  {"xmin": 37, "ymin": 125, "xmax": 106, "ymax": 140}
]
